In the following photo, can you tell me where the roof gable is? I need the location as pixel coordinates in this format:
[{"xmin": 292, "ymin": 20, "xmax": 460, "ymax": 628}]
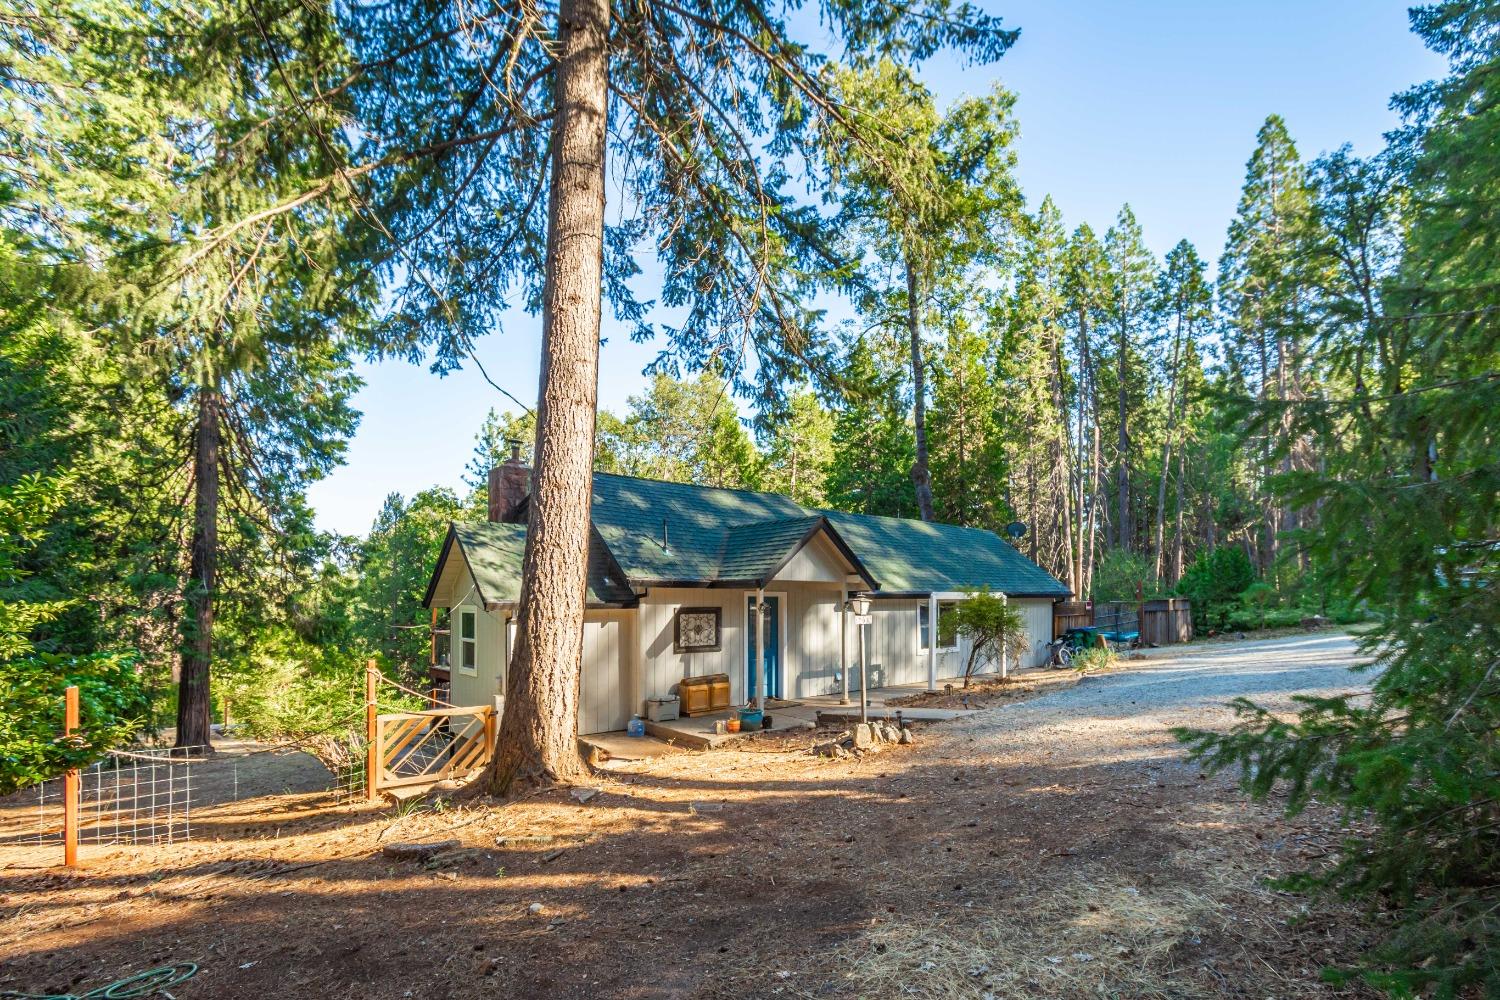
[
  {"xmin": 771, "ymin": 529, "xmax": 851, "ymax": 584},
  {"xmin": 421, "ymin": 521, "xmax": 636, "ymax": 609}
]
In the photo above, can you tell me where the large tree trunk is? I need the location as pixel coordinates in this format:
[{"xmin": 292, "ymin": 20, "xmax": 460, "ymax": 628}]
[
  {"xmin": 1172, "ymin": 442, "xmax": 1186, "ymax": 583},
  {"xmin": 905, "ymin": 254, "xmax": 936, "ymax": 521},
  {"xmin": 1204, "ymin": 489, "xmax": 1217, "ymax": 552},
  {"xmin": 1088, "ymin": 404, "xmax": 1102, "ymax": 592},
  {"xmin": 1153, "ymin": 313, "xmax": 1185, "ymax": 582},
  {"xmin": 1074, "ymin": 323, "xmax": 1089, "ymax": 594},
  {"xmin": 1276, "ymin": 332, "xmax": 1302, "ymax": 573},
  {"xmin": 486, "ymin": 0, "xmax": 609, "ymax": 793},
  {"xmin": 1257, "ymin": 303, "xmax": 1278, "ymax": 576},
  {"xmin": 1051, "ymin": 327, "xmax": 1077, "ymax": 593},
  {"xmin": 1115, "ymin": 319, "xmax": 1130, "ymax": 552},
  {"xmin": 176, "ymin": 387, "xmax": 219, "ymax": 750},
  {"xmin": 1076, "ymin": 307, "xmax": 1102, "ymax": 596},
  {"xmin": 1026, "ymin": 439, "xmax": 1038, "ymax": 561}
]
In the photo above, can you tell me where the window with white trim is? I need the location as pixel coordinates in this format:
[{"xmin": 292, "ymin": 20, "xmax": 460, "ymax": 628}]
[
  {"xmin": 918, "ymin": 601, "xmax": 959, "ymax": 651},
  {"xmin": 458, "ymin": 608, "xmax": 478, "ymax": 675}
]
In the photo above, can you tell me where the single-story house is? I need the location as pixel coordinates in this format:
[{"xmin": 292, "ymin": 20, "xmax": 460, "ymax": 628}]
[{"xmin": 422, "ymin": 454, "xmax": 1071, "ymax": 735}]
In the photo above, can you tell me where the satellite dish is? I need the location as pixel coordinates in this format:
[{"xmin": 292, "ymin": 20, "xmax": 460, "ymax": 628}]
[{"xmin": 1004, "ymin": 521, "xmax": 1027, "ymax": 539}]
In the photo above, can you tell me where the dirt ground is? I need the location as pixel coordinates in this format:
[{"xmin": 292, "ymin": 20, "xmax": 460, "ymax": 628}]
[
  {"xmin": 0, "ymin": 634, "xmax": 1380, "ymax": 1000},
  {"xmin": 886, "ymin": 668, "xmax": 1081, "ymax": 710}
]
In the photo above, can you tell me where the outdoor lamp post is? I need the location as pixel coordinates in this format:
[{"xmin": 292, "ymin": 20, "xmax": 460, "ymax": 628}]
[{"xmin": 844, "ymin": 595, "xmax": 873, "ymax": 724}]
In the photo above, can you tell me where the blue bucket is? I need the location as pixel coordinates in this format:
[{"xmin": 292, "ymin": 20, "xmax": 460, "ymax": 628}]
[{"xmin": 737, "ymin": 707, "xmax": 764, "ymax": 729}]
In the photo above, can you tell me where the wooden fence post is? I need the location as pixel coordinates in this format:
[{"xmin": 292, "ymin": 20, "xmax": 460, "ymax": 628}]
[
  {"xmin": 63, "ymin": 685, "xmax": 79, "ymax": 868},
  {"xmin": 365, "ymin": 661, "xmax": 379, "ymax": 802},
  {"xmin": 484, "ymin": 706, "xmax": 497, "ymax": 766}
]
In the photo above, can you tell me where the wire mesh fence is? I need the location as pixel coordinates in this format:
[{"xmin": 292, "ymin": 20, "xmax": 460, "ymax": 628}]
[
  {"xmin": 1, "ymin": 667, "xmax": 482, "ymax": 864},
  {"xmin": 11, "ymin": 747, "xmax": 203, "ymax": 848},
  {"xmin": 321, "ymin": 731, "xmax": 369, "ymax": 805}
]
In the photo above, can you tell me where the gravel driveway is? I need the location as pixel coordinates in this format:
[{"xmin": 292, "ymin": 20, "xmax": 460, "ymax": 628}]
[{"xmin": 948, "ymin": 630, "xmax": 1376, "ymax": 762}]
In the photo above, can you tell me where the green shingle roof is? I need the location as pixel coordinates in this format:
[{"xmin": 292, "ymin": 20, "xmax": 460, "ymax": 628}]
[
  {"xmin": 439, "ymin": 521, "xmax": 635, "ymax": 608},
  {"xmin": 587, "ymin": 473, "xmax": 806, "ymax": 584},
  {"xmin": 718, "ymin": 515, "xmax": 828, "ymax": 582},
  {"xmin": 821, "ymin": 510, "xmax": 1071, "ymax": 598},
  {"xmin": 426, "ymin": 472, "xmax": 1070, "ymax": 608}
]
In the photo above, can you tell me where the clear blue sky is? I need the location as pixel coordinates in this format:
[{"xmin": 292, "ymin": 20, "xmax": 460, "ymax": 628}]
[{"xmin": 306, "ymin": 0, "xmax": 1444, "ymax": 537}]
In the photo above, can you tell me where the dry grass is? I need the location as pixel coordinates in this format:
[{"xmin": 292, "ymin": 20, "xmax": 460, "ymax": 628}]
[
  {"xmin": 830, "ymin": 877, "xmax": 1210, "ymax": 998},
  {"xmin": 750, "ymin": 836, "xmax": 1360, "ymax": 1000}
]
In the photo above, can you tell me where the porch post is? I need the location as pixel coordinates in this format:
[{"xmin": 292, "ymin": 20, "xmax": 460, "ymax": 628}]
[
  {"xmin": 755, "ymin": 586, "xmax": 766, "ymax": 710},
  {"xmin": 839, "ymin": 584, "xmax": 850, "ymax": 705},
  {"xmin": 927, "ymin": 594, "xmax": 939, "ymax": 692},
  {"xmin": 1000, "ymin": 591, "xmax": 1010, "ymax": 679},
  {"xmin": 858, "ymin": 612, "xmax": 868, "ymax": 725}
]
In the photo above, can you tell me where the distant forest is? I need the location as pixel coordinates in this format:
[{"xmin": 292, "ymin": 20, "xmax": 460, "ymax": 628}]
[{"xmin": 471, "ymin": 108, "xmax": 1378, "ymax": 624}]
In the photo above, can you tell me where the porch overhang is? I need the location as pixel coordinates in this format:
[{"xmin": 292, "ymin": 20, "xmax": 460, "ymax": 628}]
[{"xmin": 869, "ymin": 590, "xmax": 1066, "ymax": 600}]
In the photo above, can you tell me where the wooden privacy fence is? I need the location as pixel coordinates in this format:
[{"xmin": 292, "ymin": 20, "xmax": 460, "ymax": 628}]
[
  {"xmin": 1052, "ymin": 599, "xmax": 1193, "ymax": 645},
  {"xmin": 1093, "ymin": 601, "xmax": 1140, "ymax": 636},
  {"xmin": 1052, "ymin": 601, "xmax": 1093, "ymax": 637},
  {"xmin": 1141, "ymin": 598, "xmax": 1193, "ymax": 645},
  {"xmin": 365, "ymin": 664, "xmax": 494, "ymax": 799}
]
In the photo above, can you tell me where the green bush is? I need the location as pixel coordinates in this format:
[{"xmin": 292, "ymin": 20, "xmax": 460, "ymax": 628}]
[
  {"xmin": 1223, "ymin": 606, "xmax": 1308, "ymax": 632},
  {"xmin": 0, "ymin": 652, "xmax": 149, "ymax": 795},
  {"xmin": 217, "ymin": 628, "xmax": 380, "ymax": 742},
  {"xmin": 1071, "ymin": 645, "xmax": 1118, "ymax": 673},
  {"xmin": 1239, "ymin": 581, "xmax": 1277, "ymax": 629},
  {"xmin": 1176, "ymin": 547, "xmax": 1256, "ymax": 631},
  {"xmin": 1091, "ymin": 548, "xmax": 1163, "ymax": 601},
  {"xmin": 951, "ymin": 588, "xmax": 1031, "ymax": 684}
]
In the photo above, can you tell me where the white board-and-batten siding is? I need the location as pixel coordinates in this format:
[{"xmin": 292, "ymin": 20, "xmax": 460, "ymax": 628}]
[
  {"xmin": 638, "ymin": 588, "xmax": 747, "ymax": 706},
  {"xmin": 432, "ymin": 537, "xmax": 1061, "ymax": 731},
  {"xmin": 445, "ymin": 590, "xmax": 506, "ymax": 712},
  {"xmin": 780, "ymin": 584, "xmax": 843, "ymax": 698},
  {"xmin": 1012, "ymin": 599, "xmax": 1053, "ymax": 668},
  {"xmin": 579, "ymin": 611, "xmax": 636, "ymax": 736},
  {"xmin": 854, "ymin": 596, "xmax": 1056, "ymax": 688}
]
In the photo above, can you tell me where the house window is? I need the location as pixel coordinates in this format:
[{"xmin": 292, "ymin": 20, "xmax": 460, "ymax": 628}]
[
  {"xmin": 458, "ymin": 609, "xmax": 477, "ymax": 675},
  {"xmin": 918, "ymin": 601, "xmax": 959, "ymax": 651}
]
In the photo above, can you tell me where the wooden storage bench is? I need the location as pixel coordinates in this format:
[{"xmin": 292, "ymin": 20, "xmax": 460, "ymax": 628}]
[{"xmin": 677, "ymin": 673, "xmax": 731, "ymax": 715}]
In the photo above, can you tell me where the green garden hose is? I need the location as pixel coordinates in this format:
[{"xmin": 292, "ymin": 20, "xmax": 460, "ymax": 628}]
[{"xmin": 1, "ymin": 963, "xmax": 197, "ymax": 1000}]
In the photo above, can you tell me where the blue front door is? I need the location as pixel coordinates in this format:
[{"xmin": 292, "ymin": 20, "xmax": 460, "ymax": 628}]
[{"xmin": 746, "ymin": 595, "xmax": 781, "ymax": 701}]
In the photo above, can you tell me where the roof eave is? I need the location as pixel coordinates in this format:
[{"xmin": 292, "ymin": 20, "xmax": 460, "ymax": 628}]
[
  {"xmin": 481, "ymin": 598, "xmax": 640, "ymax": 612},
  {"xmin": 870, "ymin": 589, "xmax": 1072, "ymax": 600}
]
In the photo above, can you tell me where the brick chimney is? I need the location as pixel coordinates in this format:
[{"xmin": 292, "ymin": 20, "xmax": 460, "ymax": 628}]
[{"xmin": 487, "ymin": 439, "xmax": 530, "ymax": 523}]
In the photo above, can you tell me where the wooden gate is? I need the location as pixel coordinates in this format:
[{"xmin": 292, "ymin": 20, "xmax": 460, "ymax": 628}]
[{"xmin": 370, "ymin": 705, "xmax": 495, "ymax": 796}]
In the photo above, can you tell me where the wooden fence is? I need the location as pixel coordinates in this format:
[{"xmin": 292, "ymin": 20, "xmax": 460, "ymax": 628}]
[
  {"xmin": 1052, "ymin": 599, "xmax": 1193, "ymax": 645},
  {"xmin": 1052, "ymin": 601, "xmax": 1093, "ymax": 637},
  {"xmin": 1141, "ymin": 598, "xmax": 1193, "ymax": 645},
  {"xmin": 365, "ymin": 665, "xmax": 494, "ymax": 799}
]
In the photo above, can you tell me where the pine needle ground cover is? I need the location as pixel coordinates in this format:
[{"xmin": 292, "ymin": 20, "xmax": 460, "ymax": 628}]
[{"xmin": 1, "ymin": 635, "xmax": 1379, "ymax": 1000}]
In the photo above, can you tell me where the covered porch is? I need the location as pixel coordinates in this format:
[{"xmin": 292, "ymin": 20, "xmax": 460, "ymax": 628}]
[{"xmin": 634, "ymin": 679, "xmax": 986, "ymax": 750}]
